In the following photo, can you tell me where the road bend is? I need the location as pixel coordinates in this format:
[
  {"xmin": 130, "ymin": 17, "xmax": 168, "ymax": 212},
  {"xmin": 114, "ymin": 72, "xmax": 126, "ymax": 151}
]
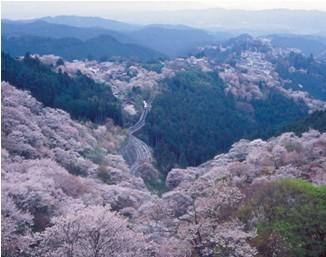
[{"xmin": 121, "ymin": 102, "xmax": 153, "ymax": 176}]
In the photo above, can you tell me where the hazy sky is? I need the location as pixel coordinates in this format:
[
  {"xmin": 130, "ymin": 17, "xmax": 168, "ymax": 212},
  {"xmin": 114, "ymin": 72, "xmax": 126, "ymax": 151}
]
[{"xmin": 3, "ymin": 0, "xmax": 326, "ymax": 20}]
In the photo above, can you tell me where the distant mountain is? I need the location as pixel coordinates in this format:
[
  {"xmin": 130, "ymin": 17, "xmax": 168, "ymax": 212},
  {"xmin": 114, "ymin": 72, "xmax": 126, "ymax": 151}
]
[
  {"xmin": 116, "ymin": 8, "xmax": 326, "ymax": 35},
  {"xmin": 144, "ymin": 23, "xmax": 202, "ymax": 30},
  {"xmin": 41, "ymin": 15, "xmax": 140, "ymax": 32},
  {"xmin": 1, "ymin": 20, "xmax": 133, "ymax": 42},
  {"xmin": 40, "ymin": 17, "xmax": 231, "ymax": 56},
  {"xmin": 268, "ymin": 34, "xmax": 326, "ymax": 56},
  {"xmin": 1, "ymin": 19, "xmax": 221, "ymax": 57},
  {"xmin": 2, "ymin": 34, "xmax": 165, "ymax": 61},
  {"xmin": 129, "ymin": 26, "xmax": 215, "ymax": 57}
]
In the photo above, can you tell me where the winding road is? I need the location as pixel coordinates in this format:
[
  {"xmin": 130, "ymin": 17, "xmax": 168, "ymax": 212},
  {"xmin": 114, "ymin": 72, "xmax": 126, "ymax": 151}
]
[{"xmin": 121, "ymin": 102, "xmax": 153, "ymax": 176}]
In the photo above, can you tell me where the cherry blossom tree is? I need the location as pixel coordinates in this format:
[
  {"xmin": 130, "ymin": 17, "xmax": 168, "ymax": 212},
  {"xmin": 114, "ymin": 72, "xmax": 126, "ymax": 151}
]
[
  {"xmin": 35, "ymin": 205, "xmax": 155, "ymax": 257},
  {"xmin": 1, "ymin": 193, "xmax": 34, "ymax": 257}
]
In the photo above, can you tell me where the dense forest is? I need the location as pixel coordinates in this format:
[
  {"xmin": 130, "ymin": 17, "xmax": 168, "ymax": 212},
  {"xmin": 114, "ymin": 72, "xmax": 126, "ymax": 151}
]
[
  {"xmin": 1, "ymin": 52, "xmax": 122, "ymax": 124},
  {"xmin": 142, "ymin": 71, "xmax": 308, "ymax": 175},
  {"xmin": 250, "ymin": 90, "xmax": 308, "ymax": 138},
  {"xmin": 142, "ymin": 71, "xmax": 252, "ymax": 173}
]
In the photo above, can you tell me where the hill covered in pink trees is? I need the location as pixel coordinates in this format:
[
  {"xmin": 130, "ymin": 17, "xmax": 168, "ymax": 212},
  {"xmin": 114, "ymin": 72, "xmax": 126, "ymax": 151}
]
[{"xmin": 2, "ymin": 82, "xmax": 325, "ymax": 257}]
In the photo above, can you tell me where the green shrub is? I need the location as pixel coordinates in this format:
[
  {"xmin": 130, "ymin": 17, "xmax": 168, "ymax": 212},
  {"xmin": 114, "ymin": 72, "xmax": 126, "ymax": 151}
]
[{"xmin": 239, "ymin": 179, "xmax": 326, "ymax": 257}]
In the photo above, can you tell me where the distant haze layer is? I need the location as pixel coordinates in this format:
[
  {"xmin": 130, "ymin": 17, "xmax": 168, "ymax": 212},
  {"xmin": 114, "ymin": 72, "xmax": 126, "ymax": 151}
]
[{"xmin": 2, "ymin": 2, "xmax": 326, "ymax": 35}]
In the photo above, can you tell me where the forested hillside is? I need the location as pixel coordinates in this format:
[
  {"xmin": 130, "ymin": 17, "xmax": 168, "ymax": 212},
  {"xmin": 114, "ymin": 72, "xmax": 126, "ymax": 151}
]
[
  {"xmin": 1, "ymin": 52, "xmax": 122, "ymax": 124},
  {"xmin": 142, "ymin": 71, "xmax": 252, "ymax": 173},
  {"xmin": 142, "ymin": 71, "xmax": 307, "ymax": 174},
  {"xmin": 275, "ymin": 52, "xmax": 326, "ymax": 101}
]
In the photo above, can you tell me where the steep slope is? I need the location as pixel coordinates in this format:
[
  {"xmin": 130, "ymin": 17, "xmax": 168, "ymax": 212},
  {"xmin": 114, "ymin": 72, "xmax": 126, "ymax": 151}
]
[
  {"xmin": 142, "ymin": 70, "xmax": 308, "ymax": 174},
  {"xmin": 138, "ymin": 35, "xmax": 326, "ymax": 175},
  {"xmin": 134, "ymin": 130, "xmax": 326, "ymax": 257},
  {"xmin": 1, "ymin": 82, "xmax": 157, "ymax": 256}
]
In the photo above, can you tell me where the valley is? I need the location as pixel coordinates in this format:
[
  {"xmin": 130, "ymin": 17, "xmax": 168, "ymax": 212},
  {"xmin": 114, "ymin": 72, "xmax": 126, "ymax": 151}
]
[{"xmin": 1, "ymin": 9, "xmax": 326, "ymax": 257}]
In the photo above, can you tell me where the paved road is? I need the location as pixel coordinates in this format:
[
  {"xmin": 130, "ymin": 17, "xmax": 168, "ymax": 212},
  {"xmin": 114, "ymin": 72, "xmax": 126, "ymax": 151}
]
[
  {"xmin": 121, "ymin": 104, "xmax": 152, "ymax": 176},
  {"xmin": 128, "ymin": 107, "xmax": 149, "ymax": 134}
]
